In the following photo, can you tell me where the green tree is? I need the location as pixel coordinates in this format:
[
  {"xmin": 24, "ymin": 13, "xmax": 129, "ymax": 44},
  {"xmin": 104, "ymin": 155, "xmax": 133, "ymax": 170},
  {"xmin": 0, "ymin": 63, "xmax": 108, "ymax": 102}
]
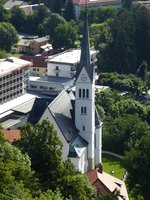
[
  {"xmin": 103, "ymin": 114, "xmax": 149, "ymax": 154},
  {"xmin": 96, "ymin": 104, "xmax": 105, "ymax": 120},
  {"xmin": 0, "ymin": 5, "xmax": 9, "ymax": 22},
  {"xmin": 38, "ymin": 189, "xmax": 63, "ymax": 200},
  {"xmin": 24, "ymin": 11, "xmax": 40, "ymax": 34},
  {"xmin": 19, "ymin": 120, "xmax": 63, "ymax": 189},
  {"xmin": 96, "ymin": 89, "xmax": 117, "ymax": 114},
  {"xmin": 122, "ymin": 0, "xmax": 133, "ymax": 9},
  {"xmin": 0, "ymin": 22, "xmax": 18, "ymax": 52},
  {"xmin": 53, "ymin": 20, "xmax": 77, "ymax": 49},
  {"xmin": 137, "ymin": 60, "xmax": 148, "ymax": 81},
  {"xmin": 10, "ymin": 6, "xmax": 26, "ymax": 32},
  {"xmin": 36, "ymin": 5, "xmax": 50, "ymax": 24},
  {"xmin": 97, "ymin": 6, "xmax": 117, "ymax": 23},
  {"xmin": 0, "ymin": 49, "xmax": 7, "ymax": 58},
  {"xmin": 111, "ymin": 99, "xmax": 146, "ymax": 119},
  {"xmin": 42, "ymin": 13, "xmax": 66, "ymax": 38},
  {"xmin": 59, "ymin": 174, "xmax": 96, "ymax": 200},
  {"xmin": 64, "ymin": 0, "xmax": 76, "ymax": 21},
  {"xmin": 0, "ymin": 140, "xmax": 39, "ymax": 199},
  {"xmin": 54, "ymin": 0, "xmax": 61, "ymax": 15},
  {"xmin": 124, "ymin": 134, "xmax": 150, "ymax": 199}
]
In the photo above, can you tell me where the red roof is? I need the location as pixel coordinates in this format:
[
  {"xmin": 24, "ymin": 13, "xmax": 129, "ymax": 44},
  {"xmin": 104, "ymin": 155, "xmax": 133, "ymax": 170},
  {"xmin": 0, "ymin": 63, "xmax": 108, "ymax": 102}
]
[
  {"xmin": 20, "ymin": 55, "xmax": 47, "ymax": 68},
  {"xmin": 86, "ymin": 169, "xmax": 129, "ymax": 200},
  {"xmin": 2, "ymin": 129, "xmax": 21, "ymax": 144},
  {"xmin": 86, "ymin": 169, "xmax": 98, "ymax": 185},
  {"xmin": 72, "ymin": 0, "xmax": 120, "ymax": 5}
]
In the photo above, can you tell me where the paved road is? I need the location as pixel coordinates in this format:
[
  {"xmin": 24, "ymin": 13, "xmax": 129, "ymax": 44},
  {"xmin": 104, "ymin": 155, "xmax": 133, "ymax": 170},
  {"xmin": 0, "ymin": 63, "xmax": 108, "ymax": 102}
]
[{"xmin": 102, "ymin": 150, "xmax": 123, "ymax": 159}]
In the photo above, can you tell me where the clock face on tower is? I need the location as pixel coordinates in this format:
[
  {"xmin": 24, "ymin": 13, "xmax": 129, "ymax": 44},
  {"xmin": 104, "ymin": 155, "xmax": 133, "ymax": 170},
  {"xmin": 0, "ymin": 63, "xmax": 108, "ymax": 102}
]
[{"xmin": 81, "ymin": 73, "xmax": 87, "ymax": 81}]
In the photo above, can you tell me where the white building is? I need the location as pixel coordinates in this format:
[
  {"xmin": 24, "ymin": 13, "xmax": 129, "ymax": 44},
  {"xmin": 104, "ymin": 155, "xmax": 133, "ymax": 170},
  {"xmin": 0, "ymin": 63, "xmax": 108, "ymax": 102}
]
[
  {"xmin": 38, "ymin": 12, "xmax": 102, "ymax": 173},
  {"xmin": 28, "ymin": 48, "xmax": 96, "ymax": 95},
  {"xmin": 47, "ymin": 48, "xmax": 96, "ymax": 79},
  {"xmin": 0, "ymin": 57, "xmax": 32, "ymax": 104}
]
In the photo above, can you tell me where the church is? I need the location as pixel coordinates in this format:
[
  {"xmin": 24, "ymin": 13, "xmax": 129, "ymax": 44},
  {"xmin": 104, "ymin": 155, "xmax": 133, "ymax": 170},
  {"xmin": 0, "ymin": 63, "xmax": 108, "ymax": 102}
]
[{"xmin": 36, "ymin": 11, "xmax": 102, "ymax": 173}]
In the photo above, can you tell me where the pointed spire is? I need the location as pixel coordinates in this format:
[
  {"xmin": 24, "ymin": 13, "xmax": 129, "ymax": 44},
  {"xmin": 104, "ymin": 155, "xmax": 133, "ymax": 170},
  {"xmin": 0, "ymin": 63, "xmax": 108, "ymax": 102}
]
[{"xmin": 76, "ymin": 7, "xmax": 94, "ymax": 82}]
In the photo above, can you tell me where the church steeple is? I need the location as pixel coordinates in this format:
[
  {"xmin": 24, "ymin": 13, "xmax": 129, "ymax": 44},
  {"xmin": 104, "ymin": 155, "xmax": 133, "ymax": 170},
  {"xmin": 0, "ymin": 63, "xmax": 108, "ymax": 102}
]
[
  {"xmin": 76, "ymin": 8, "xmax": 94, "ymax": 82},
  {"xmin": 75, "ymin": 7, "xmax": 95, "ymax": 171}
]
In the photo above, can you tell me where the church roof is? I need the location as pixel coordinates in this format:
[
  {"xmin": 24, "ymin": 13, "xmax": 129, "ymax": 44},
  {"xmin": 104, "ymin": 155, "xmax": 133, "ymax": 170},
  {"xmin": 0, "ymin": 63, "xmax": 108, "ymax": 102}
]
[
  {"xmin": 27, "ymin": 98, "xmax": 53, "ymax": 125},
  {"xmin": 48, "ymin": 90, "xmax": 78, "ymax": 143},
  {"xmin": 76, "ymin": 9, "xmax": 94, "ymax": 82}
]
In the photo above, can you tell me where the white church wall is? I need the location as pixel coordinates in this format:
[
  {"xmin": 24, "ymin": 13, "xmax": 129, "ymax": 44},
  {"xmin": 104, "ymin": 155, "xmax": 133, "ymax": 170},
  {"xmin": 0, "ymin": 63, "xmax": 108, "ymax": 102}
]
[
  {"xmin": 95, "ymin": 125, "xmax": 102, "ymax": 166},
  {"xmin": 70, "ymin": 148, "xmax": 88, "ymax": 173},
  {"xmin": 40, "ymin": 108, "xmax": 69, "ymax": 161}
]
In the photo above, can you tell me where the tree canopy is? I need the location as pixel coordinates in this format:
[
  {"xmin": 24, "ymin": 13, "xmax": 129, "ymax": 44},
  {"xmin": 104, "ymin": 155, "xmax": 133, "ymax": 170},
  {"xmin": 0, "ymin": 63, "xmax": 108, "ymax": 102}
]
[{"xmin": 0, "ymin": 22, "xmax": 18, "ymax": 52}]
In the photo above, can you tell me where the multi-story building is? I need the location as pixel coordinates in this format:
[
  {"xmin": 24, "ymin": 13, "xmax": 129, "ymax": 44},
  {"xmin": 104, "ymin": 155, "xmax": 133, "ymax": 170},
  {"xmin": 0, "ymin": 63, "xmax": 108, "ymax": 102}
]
[
  {"xmin": 17, "ymin": 37, "xmax": 50, "ymax": 54},
  {"xmin": 28, "ymin": 48, "xmax": 96, "ymax": 95},
  {"xmin": 47, "ymin": 48, "xmax": 96, "ymax": 78},
  {"xmin": 21, "ymin": 55, "xmax": 47, "ymax": 77},
  {"xmin": 0, "ymin": 57, "xmax": 32, "ymax": 104}
]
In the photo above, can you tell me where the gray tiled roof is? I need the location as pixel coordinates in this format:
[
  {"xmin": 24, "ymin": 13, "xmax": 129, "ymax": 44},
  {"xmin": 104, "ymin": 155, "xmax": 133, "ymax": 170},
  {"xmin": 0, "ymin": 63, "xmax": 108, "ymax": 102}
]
[
  {"xmin": 49, "ymin": 90, "xmax": 77, "ymax": 143},
  {"xmin": 28, "ymin": 98, "xmax": 53, "ymax": 125}
]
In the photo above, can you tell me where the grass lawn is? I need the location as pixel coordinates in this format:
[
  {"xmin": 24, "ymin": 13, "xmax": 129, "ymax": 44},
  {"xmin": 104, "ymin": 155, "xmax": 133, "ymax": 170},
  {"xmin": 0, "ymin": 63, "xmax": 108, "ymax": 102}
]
[{"xmin": 102, "ymin": 153, "xmax": 125, "ymax": 179}]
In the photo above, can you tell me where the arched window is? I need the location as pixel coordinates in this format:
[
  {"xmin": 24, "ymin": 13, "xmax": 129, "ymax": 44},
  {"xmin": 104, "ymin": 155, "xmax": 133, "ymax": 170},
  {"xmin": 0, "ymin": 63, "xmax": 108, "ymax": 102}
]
[
  {"xmin": 86, "ymin": 89, "xmax": 89, "ymax": 98},
  {"xmin": 79, "ymin": 89, "xmax": 81, "ymax": 98},
  {"xmin": 83, "ymin": 89, "xmax": 85, "ymax": 98},
  {"xmin": 84, "ymin": 107, "xmax": 86, "ymax": 114}
]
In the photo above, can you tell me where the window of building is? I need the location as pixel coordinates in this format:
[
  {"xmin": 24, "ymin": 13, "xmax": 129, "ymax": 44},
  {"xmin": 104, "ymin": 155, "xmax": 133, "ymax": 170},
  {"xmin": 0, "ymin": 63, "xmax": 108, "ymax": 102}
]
[
  {"xmin": 81, "ymin": 106, "xmax": 87, "ymax": 114},
  {"xmin": 30, "ymin": 85, "xmax": 37, "ymax": 89},
  {"xmin": 33, "ymin": 68, "xmax": 36, "ymax": 71},
  {"xmin": 56, "ymin": 66, "xmax": 59, "ymax": 70},
  {"xmin": 86, "ymin": 89, "xmax": 89, "ymax": 98},
  {"xmin": 83, "ymin": 126, "xmax": 85, "ymax": 131},
  {"xmin": 79, "ymin": 89, "xmax": 81, "ymax": 98},
  {"xmin": 81, "ymin": 107, "xmax": 84, "ymax": 114},
  {"xmin": 40, "ymin": 86, "xmax": 48, "ymax": 89},
  {"xmin": 83, "ymin": 89, "xmax": 85, "ymax": 98},
  {"xmin": 84, "ymin": 107, "xmax": 86, "ymax": 114},
  {"xmin": 71, "ymin": 66, "xmax": 75, "ymax": 71},
  {"xmin": 37, "ymin": 68, "xmax": 39, "ymax": 71},
  {"xmin": 56, "ymin": 72, "xmax": 59, "ymax": 77}
]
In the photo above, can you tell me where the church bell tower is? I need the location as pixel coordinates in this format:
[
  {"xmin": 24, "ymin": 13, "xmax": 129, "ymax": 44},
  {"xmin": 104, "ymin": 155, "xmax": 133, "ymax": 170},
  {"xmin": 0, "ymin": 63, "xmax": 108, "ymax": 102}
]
[{"xmin": 75, "ymin": 9, "xmax": 95, "ymax": 170}]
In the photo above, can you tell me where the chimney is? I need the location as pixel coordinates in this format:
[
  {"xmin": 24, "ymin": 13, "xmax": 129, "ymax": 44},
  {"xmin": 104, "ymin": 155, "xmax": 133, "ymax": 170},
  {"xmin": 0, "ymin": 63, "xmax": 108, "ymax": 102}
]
[{"xmin": 98, "ymin": 163, "xmax": 103, "ymax": 173}]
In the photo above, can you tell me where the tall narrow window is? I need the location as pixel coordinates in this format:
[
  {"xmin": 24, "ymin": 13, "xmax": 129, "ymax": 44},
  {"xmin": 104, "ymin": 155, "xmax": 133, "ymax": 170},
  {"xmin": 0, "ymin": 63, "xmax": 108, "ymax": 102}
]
[
  {"xmin": 83, "ymin": 89, "xmax": 85, "ymax": 98},
  {"xmin": 79, "ymin": 89, "xmax": 81, "ymax": 98},
  {"xmin": 84, "ymin": 107, "xmax": 86, "ymax": 114},
  {"xmin": 81, "ymin": 107, "xmax": 84, "ymax": 114},
  {"xmin": 86, "ymin": 89, "xmax": 89, "ymax": 98},
  {"xmin": 83, "ymin": 126, "xmax": 85, "ymax": 131}
]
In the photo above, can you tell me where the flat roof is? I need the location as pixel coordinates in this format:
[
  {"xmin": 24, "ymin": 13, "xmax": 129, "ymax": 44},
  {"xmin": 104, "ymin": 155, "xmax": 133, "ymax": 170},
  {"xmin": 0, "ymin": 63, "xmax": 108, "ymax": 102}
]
[
  {"xmin": 0, "ymin": 57, "xmax": 32, "ymax": 77},
  {"xmin": 0, "ymin": 93, "xmax": 38, "ymax": 115},
  {"xmin": 47, "ymin": 49, "xmax": 96, "ymax": 65},
  {"xmin": 30, "ymin": 76, "xmax": 73, "ymax": 84}
]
